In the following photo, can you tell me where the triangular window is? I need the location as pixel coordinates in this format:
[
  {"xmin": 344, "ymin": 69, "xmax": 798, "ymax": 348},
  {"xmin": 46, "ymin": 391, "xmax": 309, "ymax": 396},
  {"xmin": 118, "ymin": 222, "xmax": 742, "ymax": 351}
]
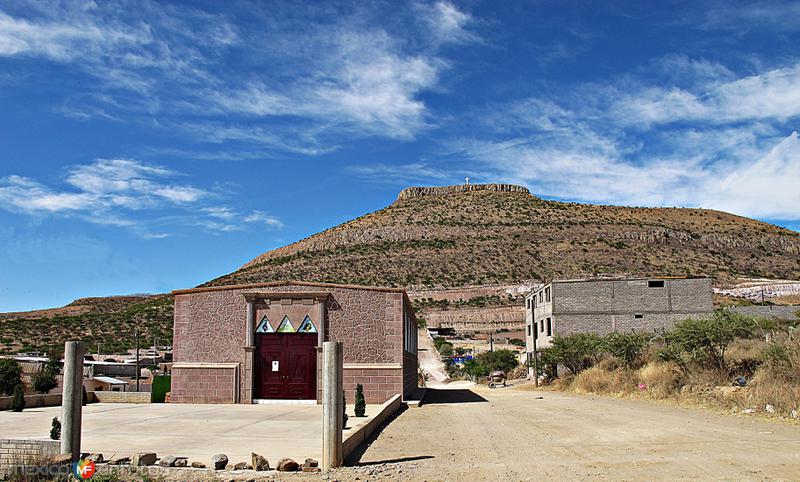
[
  {"xmin": 276, "ymin": 315, "xmax": 295, "ymax": 333},
  {"xmin": 297, "ymin": 315, "xmax": 317, "ymax": 333},
  {"xmin": 255, "ymin": 315, "xmax": 274, "ymax": 333}
]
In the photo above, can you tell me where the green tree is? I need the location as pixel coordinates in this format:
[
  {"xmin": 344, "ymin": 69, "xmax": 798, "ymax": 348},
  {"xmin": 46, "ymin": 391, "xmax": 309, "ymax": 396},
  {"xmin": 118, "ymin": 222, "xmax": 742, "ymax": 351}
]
[
  {"xmin": 354, "ymin": 384, "xmax": 366, "ymax": 417},
  {"xmin": 11, "ymin": 384, "xmax": 25, "ymax": 412},
  {"xmin": 548, "ymin": 333, "xmax": 604, "ymax": 375},
  {"xmin": 438, "ymin": 343, "xmax": 454, "ymax": 357},
  {"xmin": 0, "ymin": 359, "xmax": 22, "ymax": 396},
  {"xmin": 603, "ymin": 331, "xmax": 651, "ymax": 368},
  {"xmin": 479, "ymin": 350, "xmax": 519, "ymax": 373},
  {"xmin": 32, "ymin": 360, "xmax": 59, "ymax": 394},
  {"xmin": 666, "ymin": 311, "xmax": 759, "ymax": 370}
]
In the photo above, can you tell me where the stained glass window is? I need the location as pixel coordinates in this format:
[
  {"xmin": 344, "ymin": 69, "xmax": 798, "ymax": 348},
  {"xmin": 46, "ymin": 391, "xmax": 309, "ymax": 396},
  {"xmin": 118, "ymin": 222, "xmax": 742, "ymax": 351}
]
[
  {"xmin": 255, "ymin": 314, "xmax": 274, "ymax": 333},
  {"xmin": 297, "ymin": 315, "xmax": 317, "ymax": 333},
  {"xmin": 276, "ymin": 315, "xmax": 295, "ymax": 333}
]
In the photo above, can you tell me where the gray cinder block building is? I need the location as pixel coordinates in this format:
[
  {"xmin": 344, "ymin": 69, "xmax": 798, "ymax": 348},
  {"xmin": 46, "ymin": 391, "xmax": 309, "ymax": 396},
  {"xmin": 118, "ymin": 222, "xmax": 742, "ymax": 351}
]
[{"xmin": 524, "ymin": 277, "xmax": 714, "ymax": 357}]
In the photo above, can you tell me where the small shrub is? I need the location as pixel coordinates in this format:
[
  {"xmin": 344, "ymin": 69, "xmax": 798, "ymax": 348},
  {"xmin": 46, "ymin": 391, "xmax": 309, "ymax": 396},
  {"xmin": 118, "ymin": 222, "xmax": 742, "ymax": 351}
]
[
  {"xmin": 604, "ymin": 332, "xmax": 651, "ymax": 368},
  {"xmin": 354, "ymin": 384, "xmax": 366, "ymax": 417},
  {"xmin": 50, "ymin": 417, "xmax": 61, "ymax": 440},
  {"xmin": 548, "ymin": 333, "xmax": 604, "ymax": 375},
  {"xmin": 11, "ymin": 384, "xmax": 25, "ymax": 412}
]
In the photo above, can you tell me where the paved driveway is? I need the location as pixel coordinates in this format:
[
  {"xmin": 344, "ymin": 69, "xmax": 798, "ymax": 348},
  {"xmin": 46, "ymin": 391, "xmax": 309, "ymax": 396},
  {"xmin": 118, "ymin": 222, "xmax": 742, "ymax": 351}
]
[{"xmin": 0, "ymin": 402, "xmax": 337, "ymax": 466}]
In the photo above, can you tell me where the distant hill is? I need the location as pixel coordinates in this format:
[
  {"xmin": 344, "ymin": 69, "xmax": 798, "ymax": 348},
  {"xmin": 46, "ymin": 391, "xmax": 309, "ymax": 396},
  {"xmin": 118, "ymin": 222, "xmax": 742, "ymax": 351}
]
[
  {"xmin": 0, "ymin": 295, "xmax": 173, "ymax": 355},
  {"xmin": 3, "ymin": 183, "xmax": 799, "ymax": 352},
  {"xmin": 208, "ymin": 184, "xmax": 800, "ymax": 288}
]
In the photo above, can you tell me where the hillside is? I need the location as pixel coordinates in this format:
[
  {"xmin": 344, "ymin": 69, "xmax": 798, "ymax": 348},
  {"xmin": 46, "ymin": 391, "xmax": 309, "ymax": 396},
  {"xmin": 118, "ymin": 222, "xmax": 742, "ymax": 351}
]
[
  {"xmin": 0, "ymin": 295, "xmax": 173, "ymax": 355},
  {"xmin": 3, "ymin": 183, "xmax": 799, "ymax": 352},
  {"xmin": 208, "ymin": 184, "xmax": 800, "ymax": 288}
]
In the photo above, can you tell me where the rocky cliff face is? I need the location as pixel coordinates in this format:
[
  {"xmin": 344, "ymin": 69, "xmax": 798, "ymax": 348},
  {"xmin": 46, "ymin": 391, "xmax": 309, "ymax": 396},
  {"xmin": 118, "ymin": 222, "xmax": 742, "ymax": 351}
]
[
  {"xmin": 397, "ymin": 183, "xmax": 530, "ymax": 201},
  {"xmin": 210, "ymin": 185, "xmax": 800, "ymax": 299}
]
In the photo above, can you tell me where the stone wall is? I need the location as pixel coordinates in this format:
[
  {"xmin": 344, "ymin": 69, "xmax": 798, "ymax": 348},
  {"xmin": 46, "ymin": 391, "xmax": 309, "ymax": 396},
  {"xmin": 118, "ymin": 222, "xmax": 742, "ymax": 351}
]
[
  {"xmin": 525, "ymin": 278, "xmax": 714, "ymax": 354},
  {"xmin": 0, "ymin": 393, "xmax": 61, "ymax": 411},
  {"xmin": 553, "ymin": 278, "xmax": 713, "ymax": 315},
  {"xmin": 396, "ymin": 183, "xmax": 530, "ymax": 201},
  {"xmin": 171, "ymin": 282, "xmax": 414, "ymax": 404},
  {"xmin": 424, "ymin": 306, "xmax": 524, "ymax": 332},
  {"xmin": 0, "ymin": 439, "xmax": 59, "ymax": 470},
  {"xmin": 343, "ymin": 366, "xmax": 403, "ymax": 405},
  {"xmin": 729, "ymin": 305, "xmax": 799, "ymax": 321},
  {"xmin": 555, "ymin": 312, "xmax": 709, "ymax": 336},
  {"xmin": 92, "ymin": 390, "xmax": 151, "ymax": 404}
]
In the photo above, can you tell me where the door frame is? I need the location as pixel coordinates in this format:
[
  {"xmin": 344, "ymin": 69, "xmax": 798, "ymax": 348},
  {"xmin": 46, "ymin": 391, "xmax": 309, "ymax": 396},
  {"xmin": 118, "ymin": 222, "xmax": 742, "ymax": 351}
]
[{"xmin": 254, "ymin": 332, "xmax": 317, "ymax": 400}]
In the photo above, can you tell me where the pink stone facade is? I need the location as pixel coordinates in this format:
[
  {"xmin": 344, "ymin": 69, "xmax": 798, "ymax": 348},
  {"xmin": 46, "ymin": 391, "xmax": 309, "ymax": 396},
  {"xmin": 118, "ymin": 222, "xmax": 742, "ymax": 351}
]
[{"xmin": 171, "ymin": 281, "xmax": 418, "ymax": 405}]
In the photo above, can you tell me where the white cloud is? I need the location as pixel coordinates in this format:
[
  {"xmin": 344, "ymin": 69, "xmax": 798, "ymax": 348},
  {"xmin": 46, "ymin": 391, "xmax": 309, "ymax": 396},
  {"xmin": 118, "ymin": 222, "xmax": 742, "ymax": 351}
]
[
  {"xmin": 456, "ymin": 131, "xmax": 800, "ymax": 220},
  {"xmin": 349, "ymin": 162, "xmax": 457, "ymax": 185},
  {"xmin": 0, "ymin": 1, "xmax": 476, "ymax": 152},
  {"xmin": 0, "ymin": 158, "xmax": 281, "ymax": 235},
  {"xmin": 416, "ymin": 1, "xmax": 476, "ymax": 44}
]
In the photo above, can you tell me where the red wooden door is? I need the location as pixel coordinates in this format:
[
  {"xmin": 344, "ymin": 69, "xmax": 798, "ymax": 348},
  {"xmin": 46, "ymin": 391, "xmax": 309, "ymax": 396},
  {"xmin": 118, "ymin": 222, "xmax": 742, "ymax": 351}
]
[{"xmin": 255, "ymin": 334, "xmax": 316, "ymax": 400}]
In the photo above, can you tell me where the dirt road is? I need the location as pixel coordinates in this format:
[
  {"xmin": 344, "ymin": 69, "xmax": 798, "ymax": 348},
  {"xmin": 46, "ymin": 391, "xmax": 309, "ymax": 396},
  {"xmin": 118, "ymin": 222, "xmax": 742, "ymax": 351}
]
[{"xmin": 335, "ymin": 383, "xmax": 800, "ymax": 481}]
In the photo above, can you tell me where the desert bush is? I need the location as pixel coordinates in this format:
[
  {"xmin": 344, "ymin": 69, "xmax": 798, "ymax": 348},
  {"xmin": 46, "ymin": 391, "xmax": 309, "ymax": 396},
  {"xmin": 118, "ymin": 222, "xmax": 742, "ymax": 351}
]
[
  {"xmin": 459, "ymin": 349, "xmax": 520, "ymax": 380},
  {"xmin": 760, "ymin": 341, "xmax": 799, "ymax": 383},
  {"xmin": 603, "ymin": 331, "xmax": 651, "ymax": 367},
  {"xmin": 638, "ymin": 362, "xmax": 681, "ymax": 398},
  {"xmin": 0, "ymin": 359, "xmax": 22, "ymax": 395},
  {"xmin": 548, "ymin": 333, "xmax": 604, "ymax": 374},
  {"xmin": 597, "ymin": 356, "xmax": 621, "ymax": 371},
  {"xmin": 664, "ymin": 311, "xmax": 759, "ymax": 370},
  {"xmin": 572, "ymin": 366, "xmax": 635, "ymax": 395}
]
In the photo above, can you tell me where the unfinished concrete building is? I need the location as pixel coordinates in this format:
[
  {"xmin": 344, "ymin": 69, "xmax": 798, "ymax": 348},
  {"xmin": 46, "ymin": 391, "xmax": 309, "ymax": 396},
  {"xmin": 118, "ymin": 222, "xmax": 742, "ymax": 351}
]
[{"xmin": 525, "ymin": 277, "xmax": 714, "ymax": 356}]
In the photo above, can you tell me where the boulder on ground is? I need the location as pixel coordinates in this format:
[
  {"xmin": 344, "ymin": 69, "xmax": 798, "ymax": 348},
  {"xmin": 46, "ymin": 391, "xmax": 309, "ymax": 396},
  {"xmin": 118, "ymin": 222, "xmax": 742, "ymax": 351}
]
[
  {"xmin": 251, "ymin": 452, "xmax": 269, "ymax": 471},
  {"xmin": 159, "ymin": 455, "xmax": 177, "ymax": 467},
  {"xmin": 191, "ymin": 461, "xmax": 207, "ymax": 468},
  {"xmin": 49, "ymin": 454, "xmax": 73, "ymax": 465},
  {"xmin": 304, "ymin": 458, "xmax": 319, "ymax": 468},
  {"xmin": 86, "ymin": 453, "xmax": 104, "ymax": 463},
  {"xmin": 175, "ymin": 458, "xmax": 187, "ymax": 467},
  {"xmin": 107, "ymin": 457, "xmax": 130, "ymax": 466},
  {"xmin": 132, "ymin": 452, "xmax": 157, "ymax": 466},
  {"xmin": 212, "ymin": 454, "xmax": 229, "ymax": 470},
  {"xmin": 233, "ymin": 461, "xmax": 252, "ymax": 470},
  {"xmin": 276, "ymin": 458, "xmax": 299, "ymax": 472}
]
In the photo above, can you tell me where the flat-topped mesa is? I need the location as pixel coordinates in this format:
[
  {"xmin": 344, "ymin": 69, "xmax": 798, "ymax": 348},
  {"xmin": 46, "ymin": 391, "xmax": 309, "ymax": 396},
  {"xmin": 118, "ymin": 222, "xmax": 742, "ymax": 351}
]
[{"xmin": 396, "ymin": 183, "xmax": 530, "ymax": 201}]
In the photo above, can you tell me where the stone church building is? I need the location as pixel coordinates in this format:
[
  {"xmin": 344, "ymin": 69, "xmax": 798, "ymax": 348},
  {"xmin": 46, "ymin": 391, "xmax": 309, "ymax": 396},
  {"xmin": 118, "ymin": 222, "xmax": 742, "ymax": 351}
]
[{"xmin": 170, "ymin": 281, "xmax": 418, "ymax": 404}]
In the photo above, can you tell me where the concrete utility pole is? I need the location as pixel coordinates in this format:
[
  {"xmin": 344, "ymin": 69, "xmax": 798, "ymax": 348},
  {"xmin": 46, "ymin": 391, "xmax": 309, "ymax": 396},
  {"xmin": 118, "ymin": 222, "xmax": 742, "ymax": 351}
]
[
  {"xmin": 61, "ymin": 341, "xmax": 85, "ymax": 461},
  {"xmin": 322, "ymin": 341, "xmax": 344, "ymax": 472},
  {"xmin": 135, "ymin": 329, "xmax": 140, "ymax": 392}
]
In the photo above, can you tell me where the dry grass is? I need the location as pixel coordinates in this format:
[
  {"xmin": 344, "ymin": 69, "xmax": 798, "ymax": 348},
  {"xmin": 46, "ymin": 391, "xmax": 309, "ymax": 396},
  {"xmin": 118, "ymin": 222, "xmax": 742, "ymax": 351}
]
[
  {"xmin": 573, "ymin": 366, "xmax": 636, "ymax": 396},
  {"xmin": 637, "ymin": 362, "xmax": 682, "ymax": 398}
]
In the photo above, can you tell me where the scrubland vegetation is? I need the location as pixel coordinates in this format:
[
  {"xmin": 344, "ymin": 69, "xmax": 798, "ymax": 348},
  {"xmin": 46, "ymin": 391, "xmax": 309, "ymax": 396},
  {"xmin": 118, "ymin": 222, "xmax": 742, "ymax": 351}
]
[{"xmin": 538, "ymin": 310, "xmax": 800, "ymax": 418}]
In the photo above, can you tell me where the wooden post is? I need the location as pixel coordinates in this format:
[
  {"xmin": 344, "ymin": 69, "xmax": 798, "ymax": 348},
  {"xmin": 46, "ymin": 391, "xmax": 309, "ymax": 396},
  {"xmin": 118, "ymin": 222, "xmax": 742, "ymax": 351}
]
[
  {"xmin": 322, "ymin": 341, "xmax": 343, "ymax": 471},
  {"xmin": 61, "ymin": 341, "xmax": 85, "ymax": 461}
]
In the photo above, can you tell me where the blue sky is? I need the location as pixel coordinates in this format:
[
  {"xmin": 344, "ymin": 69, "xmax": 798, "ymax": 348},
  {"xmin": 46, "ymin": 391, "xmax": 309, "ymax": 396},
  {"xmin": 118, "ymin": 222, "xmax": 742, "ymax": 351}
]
[{"xmin": 1, "ymin": 1, "xmax": 799, "ymax": 311}]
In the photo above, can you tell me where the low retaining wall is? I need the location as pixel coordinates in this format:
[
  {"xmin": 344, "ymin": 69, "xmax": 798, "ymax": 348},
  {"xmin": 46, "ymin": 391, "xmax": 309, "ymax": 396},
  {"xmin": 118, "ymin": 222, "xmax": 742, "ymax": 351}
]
[
  {"xmin": 93, "ymin": 391, "xmax": 151, "ymax": 403},
  {"xmin": 0, "ymin": 393, "xmax": 61, "ymax": 411},
  {"xmin": 730, "ymin": 305, "xmax": 799, "ymax": 321},
  {"xmin": 343, "ymin": 394, "xmax": 402, "ymax": 460},
  {"xmin": 0, "ymin": 438, "xmax": 60, "ymax": 470}
]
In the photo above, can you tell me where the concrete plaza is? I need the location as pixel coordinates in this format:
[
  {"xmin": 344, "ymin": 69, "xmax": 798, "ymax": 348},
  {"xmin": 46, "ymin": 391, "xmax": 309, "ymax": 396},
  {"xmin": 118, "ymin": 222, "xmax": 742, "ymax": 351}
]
[{"xmin": 0, "ymin": 402, "xmax": 379, "ymax": 467}]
